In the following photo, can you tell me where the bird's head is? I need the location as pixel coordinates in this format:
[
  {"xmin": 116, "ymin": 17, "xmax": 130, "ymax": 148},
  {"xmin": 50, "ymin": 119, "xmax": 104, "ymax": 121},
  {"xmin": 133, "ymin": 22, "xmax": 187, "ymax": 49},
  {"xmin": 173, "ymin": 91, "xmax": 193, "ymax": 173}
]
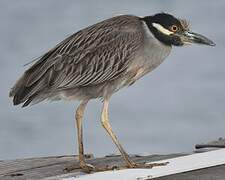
[{"xmin": 142, "ymin": 13, "xmax": 215, "ymax": 47}]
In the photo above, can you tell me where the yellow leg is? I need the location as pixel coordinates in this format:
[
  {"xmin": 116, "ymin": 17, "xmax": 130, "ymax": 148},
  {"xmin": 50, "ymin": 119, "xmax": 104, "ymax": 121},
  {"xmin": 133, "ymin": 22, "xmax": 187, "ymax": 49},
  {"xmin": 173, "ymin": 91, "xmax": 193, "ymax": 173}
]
[
  {"xmin": 65, "ymin": 100, "xmax": 96, "ymax": 172},
  {"xmin": 101, "ymin": 98, "xmax": 168, "ymax": 168},
  {"xmin": 101, "ymin": 99, "xmax": 135, "ymax": 167},
  {"xmin": 75, "ymin": 100, "xmax": 88, "ymax": 168},
  {"xmin": 65, "ymin": 100, "xmax": 119, "ymax": 173}
]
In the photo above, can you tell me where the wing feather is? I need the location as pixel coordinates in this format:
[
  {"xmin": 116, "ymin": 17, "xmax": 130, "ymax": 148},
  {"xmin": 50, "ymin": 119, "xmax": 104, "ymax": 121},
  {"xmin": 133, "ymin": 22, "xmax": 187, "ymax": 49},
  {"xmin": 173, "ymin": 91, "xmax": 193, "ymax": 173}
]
[
  {"xmin": 10, "ymin": 15, "xmax": 144, "ymax": 105},
  {"xmin": 43, "ymin": 16, "xmax": 144, "ymax": 89}
]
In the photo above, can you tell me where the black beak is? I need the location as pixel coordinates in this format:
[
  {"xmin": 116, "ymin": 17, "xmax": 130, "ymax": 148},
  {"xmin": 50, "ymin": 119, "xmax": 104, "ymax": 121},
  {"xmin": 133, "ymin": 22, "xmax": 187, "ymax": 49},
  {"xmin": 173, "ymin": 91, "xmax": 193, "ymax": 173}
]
[{"xmin": 182, "ymin": 31, "xmax": 216, "ymax": 46}]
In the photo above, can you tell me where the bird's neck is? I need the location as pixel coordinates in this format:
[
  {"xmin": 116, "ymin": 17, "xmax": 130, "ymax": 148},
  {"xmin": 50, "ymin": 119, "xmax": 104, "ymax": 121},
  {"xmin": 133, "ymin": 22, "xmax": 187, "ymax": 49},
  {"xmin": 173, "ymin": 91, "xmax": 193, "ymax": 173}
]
[{"xmin": 141, "ymin": 16, "xmax": 172, "ymax": 47}]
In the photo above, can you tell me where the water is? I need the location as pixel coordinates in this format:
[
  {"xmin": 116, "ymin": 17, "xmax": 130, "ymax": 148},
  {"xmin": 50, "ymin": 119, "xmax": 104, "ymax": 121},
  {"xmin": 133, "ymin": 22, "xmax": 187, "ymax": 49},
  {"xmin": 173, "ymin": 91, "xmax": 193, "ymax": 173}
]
[{"xmin": 0, "ymin": 0, "xmax": 225, "ymax": 160}]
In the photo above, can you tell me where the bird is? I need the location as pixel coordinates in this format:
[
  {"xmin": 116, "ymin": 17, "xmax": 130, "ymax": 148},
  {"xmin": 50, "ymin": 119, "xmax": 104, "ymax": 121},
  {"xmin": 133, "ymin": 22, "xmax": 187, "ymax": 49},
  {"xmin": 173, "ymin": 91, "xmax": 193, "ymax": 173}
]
[{"xmin": 9, "ymin": 13, "xmax": 215, "ymax": 172}]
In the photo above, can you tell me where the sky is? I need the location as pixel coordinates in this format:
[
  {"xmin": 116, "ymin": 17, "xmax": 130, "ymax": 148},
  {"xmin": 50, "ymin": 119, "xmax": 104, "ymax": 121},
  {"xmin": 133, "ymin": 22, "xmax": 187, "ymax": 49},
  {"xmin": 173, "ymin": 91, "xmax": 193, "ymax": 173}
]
[{"xmin": 0, "ymin": 0, "xmax": 225, "ymax": 160}]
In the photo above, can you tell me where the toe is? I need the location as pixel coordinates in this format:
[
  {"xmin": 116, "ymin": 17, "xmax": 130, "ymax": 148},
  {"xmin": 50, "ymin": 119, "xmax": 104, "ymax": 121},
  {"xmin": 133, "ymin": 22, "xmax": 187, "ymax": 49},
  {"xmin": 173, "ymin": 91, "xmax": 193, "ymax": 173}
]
[
  {"xmin": 128, "ymin": 161, "xmax": 169, "ymax": 169},
  {"xmin": 147, "ymin": 161, "xmax": 169, "ymax": 167},
  {"xmin": 63, "ymin": 165, "xmax": 80, "ymax": 172}
]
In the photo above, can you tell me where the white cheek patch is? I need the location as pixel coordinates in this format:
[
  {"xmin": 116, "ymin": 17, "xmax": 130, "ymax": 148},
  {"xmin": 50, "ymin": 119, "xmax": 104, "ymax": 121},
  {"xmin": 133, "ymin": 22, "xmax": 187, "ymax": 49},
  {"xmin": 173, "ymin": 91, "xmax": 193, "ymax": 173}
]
[{"xmin": 152, "ymin": 23, "xmax": 174, "ymax": 35}]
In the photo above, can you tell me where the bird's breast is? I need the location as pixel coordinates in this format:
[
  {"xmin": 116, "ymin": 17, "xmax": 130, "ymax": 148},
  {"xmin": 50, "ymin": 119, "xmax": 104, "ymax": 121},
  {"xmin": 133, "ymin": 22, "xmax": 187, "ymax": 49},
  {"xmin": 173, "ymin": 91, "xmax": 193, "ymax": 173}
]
[{"xmin": 127, "ymin": 42, "xmax": 171, "ymax": 85}]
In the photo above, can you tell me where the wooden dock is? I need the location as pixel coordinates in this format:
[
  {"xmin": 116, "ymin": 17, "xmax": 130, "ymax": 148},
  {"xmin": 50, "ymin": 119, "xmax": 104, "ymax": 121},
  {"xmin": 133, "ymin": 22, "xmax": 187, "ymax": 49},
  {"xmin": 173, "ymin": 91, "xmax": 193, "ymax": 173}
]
[
  {"xmin": 0, "ymin": 154, "xmax": 186, "ymax": 180},
  {"xmin": 0, "ymin": 138, "xmax": 225, "ymax": 180}
]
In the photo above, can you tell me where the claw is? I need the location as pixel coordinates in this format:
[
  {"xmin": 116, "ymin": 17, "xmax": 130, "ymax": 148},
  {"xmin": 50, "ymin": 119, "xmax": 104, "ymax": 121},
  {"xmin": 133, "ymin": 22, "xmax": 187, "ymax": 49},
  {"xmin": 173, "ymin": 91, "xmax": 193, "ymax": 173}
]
[
  {"xmin": 128, "ymin": 161, "xmax": 169, "ymax": 169},
  {"xmin": 64, "ymin": 165, "xmax": 91, "ymax": 173},
  {"xmin": 64, "ymin": 163, "xmax": 96, "ymax": 173},
  {"xmin": 63, "ymin": 165, "xmax": 79, "ymax": 172},
  {"xmin": 80, "ymin": 163, "xmax": 96, "ymax": 173}
]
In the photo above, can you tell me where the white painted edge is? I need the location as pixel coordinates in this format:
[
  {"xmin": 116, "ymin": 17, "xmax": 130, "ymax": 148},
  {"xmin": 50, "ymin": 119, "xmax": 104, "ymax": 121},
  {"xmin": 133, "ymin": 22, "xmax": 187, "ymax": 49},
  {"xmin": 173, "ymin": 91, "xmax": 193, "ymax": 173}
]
[{"xmin": 62, "ymin": 149, "xmax": 225, "ymax": 180}]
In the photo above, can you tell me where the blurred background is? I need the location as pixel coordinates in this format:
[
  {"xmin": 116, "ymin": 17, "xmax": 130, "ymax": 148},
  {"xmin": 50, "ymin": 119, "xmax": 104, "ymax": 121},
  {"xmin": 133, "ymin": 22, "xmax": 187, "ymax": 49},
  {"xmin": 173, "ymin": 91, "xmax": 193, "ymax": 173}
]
[{"xmin": 1, "ymin": 0, "xmax": 224, "ymax": 160}]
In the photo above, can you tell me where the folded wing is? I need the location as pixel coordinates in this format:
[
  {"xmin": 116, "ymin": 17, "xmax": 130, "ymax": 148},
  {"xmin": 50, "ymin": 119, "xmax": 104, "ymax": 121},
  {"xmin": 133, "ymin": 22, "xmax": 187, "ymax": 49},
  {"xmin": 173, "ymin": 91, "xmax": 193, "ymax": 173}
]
[{"xmin": 9, "ymin": 15, "xmax": 144, "ymax": 106}]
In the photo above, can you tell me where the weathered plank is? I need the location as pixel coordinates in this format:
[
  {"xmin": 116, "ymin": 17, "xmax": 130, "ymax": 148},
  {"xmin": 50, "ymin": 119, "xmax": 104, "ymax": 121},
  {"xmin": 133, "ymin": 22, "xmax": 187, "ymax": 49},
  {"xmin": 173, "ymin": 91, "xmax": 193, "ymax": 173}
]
[
  {"xmin": 1, "ymin": 138, "xmax": 224, "ymax": 180},
  {"xmin": 0, "ymin": 154, "xmax": 185, "ymax": 180},
  {"xmin": 68, "ymin": 149, "xmax": 225, "ymax": 180},
  {"xmin": 1, "ymin": 152, "xmax": 225, "ymax": 180}
]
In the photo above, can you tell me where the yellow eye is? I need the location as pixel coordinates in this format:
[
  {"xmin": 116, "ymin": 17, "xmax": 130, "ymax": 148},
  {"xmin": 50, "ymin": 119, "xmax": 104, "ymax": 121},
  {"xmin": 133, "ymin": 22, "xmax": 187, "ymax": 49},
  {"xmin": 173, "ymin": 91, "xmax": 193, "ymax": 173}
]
[{"xmin": 171, "ymin": 25, "xmax": 178, "ymax": 32}]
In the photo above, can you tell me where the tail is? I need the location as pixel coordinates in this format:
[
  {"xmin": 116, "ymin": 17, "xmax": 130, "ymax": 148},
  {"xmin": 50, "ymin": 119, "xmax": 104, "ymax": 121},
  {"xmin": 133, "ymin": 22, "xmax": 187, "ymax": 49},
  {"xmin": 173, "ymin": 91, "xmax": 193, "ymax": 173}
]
[
  {"xmin": 9, "ymin": 32, "xmax": 74, "ymax": 106},
  {"xmin": 9, "ymin": 72, "xmax": 45, "ymax": 107},
  {"xmin": 9, "ymin": 62, "xmax": 52, "ymax": 107},
  {"xmin": 9, "ymin": 73, "xmax": 31, "ymax": 107}
]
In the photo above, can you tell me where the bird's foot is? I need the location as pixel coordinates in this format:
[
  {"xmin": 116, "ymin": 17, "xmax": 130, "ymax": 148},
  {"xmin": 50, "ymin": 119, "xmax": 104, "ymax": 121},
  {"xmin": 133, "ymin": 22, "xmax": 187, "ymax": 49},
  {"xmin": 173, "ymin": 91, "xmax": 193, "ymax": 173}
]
[
  {"xmin": 127, "ymin": 161, "xmax": 169, "ymax": 169},
  {"xmin": 80, "ymin": 163, "xmax": 97, "ymax": 173},
  {"xmin": 64, "ymin": 163, "xmax": 96, "ymax": 173},
  {"xmin": 64, "ymin": 163, "xmax": 119, "ymax": 173}
]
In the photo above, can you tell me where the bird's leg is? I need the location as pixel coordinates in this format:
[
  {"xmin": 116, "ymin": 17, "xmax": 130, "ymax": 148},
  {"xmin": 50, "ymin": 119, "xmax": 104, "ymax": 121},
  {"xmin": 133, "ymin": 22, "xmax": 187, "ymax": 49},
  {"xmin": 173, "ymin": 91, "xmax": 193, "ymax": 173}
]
[
  {"xmin": 64, "ymin": 100, "xmax": 96, "ymax": 173},
  {"xmin": 101, "ymin": 98, "xmax": 168, "ymax": 169},
  {"xmin": 64, "ymin": 100, "xmax": 120, "ymax": 173},
  {"xmin": 101, "ymin": 99, "xmax": 134, "ymax": 167},
  {"xmin": 75, "ymin": 100, "xmax": 93, "ymax": 170}
]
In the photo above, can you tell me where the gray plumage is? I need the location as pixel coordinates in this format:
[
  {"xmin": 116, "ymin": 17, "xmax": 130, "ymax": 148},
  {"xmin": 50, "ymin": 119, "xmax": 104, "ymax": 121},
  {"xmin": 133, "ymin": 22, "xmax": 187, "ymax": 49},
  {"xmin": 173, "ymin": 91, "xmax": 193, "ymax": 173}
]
[
  {"xmin": 9, "ymin": 13, "xmax": 215, "ymax": 171},
  {"xmin": 10, "ymin": 15, "xmax": 171, "ymax": 107}
]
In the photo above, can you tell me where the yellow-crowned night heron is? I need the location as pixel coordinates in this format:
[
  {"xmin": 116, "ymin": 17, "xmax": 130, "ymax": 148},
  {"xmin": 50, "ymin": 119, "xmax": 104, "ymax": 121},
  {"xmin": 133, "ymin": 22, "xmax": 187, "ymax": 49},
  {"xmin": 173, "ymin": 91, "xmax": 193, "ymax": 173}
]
[{"xmin": 9, "ymin": 13, "xmax": 215, "ymax": 172}]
